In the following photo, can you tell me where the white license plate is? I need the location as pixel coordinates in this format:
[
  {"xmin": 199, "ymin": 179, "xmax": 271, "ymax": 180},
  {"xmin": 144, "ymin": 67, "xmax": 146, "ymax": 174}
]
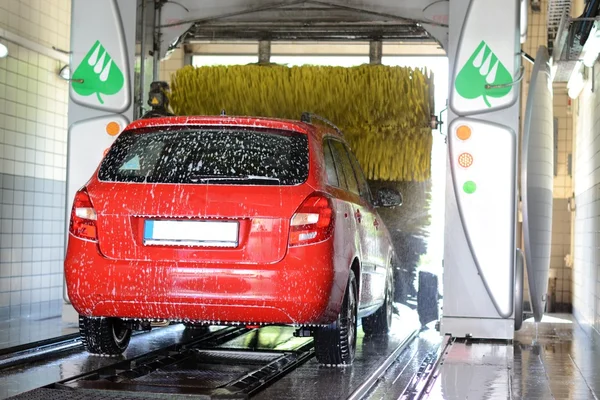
[{"xmin": 143, "ymin": 220, "xmax": 239, "ymax": 247}]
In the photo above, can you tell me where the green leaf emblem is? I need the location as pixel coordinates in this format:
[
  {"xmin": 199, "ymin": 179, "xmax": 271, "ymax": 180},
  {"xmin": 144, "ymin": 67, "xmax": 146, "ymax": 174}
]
[
  {"xmin": 72, "ymin": 40, "xmax": 124, "ymax": 105},
  {"xmin": 455, "ymin": 40, "xmax": 513, "ymax": 107}
]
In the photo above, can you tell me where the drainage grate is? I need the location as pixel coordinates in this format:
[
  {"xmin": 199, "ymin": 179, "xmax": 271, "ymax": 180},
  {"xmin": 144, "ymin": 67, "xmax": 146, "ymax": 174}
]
[{"xmin": 133, "ymin": 365, "xmax": 255, "ymax": 388}]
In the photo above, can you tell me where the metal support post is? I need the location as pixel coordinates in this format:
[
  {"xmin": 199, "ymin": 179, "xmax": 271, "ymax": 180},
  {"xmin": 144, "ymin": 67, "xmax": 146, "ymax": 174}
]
[
  {"xmin": 138, "ymin": 0, "xmax": 147, "ymax": 118},
  {"xmin": 152, "ymin": 0, "xmax": 163, "ymax": 81},
  {"xmin": 369, "ymin": 40, "xmax": 382, "ymax": 64},
  {"xmin": 258, "ymin": 40, "xmax": 271, "ymax": 64}
]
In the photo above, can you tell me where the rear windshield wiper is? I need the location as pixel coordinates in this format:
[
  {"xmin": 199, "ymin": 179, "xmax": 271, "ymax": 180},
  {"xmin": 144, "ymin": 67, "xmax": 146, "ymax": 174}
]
[{"xmin": 189, "ymin": 175, "xmax": 281, "ymax": 184}]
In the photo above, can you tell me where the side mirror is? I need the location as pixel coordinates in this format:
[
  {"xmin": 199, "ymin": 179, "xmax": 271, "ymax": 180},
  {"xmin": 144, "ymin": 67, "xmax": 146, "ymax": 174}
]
[{"xmin": 375, "ymin": 188, "xmax": 402, "ymax": 208}]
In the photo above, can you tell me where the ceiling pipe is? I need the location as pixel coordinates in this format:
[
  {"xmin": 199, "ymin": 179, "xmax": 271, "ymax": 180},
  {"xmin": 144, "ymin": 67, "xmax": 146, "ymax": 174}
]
[{"xmin": 0, "ymin": 27, "xmax": 68, "ymax": 63}]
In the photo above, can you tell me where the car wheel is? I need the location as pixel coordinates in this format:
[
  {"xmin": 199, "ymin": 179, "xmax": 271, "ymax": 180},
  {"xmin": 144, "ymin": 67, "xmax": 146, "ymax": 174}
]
[
  {"xmin": 314, "ymin": 270, "xmax": 358, "ymax": 366},
  {"xmin": 79, "ymin": 315, "xmax": 132, "ymax": 355},
  {"xmin": 362, "ymin": 269, "xmax": 394, "ymax": 335}
]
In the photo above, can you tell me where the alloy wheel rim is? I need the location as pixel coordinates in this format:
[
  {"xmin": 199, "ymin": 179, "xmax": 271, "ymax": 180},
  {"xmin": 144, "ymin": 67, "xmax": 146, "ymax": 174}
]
[{"xmin": 112, "ymin": 320, "xmax": 129, "ymax": 345}]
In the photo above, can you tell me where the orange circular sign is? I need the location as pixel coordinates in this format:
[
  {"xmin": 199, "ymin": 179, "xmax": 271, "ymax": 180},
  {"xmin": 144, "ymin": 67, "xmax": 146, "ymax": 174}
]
[
  {"xmin": 106, "ymin": 121, "xmax": 121, "ymax": 136},
  {"xmin": 456, "ymin": 125, "xmax": 472, "ymax": 141},
  {"xmin": 458, "ymin": 153, "xmax": 473, "ymax": 168}
]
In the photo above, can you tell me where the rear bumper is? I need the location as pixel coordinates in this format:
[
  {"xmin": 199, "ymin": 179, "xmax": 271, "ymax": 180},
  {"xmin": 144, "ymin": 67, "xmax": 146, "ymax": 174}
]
[{"xmin": 65, "ymin": 236, "xmax": 345, "ymax": 325}]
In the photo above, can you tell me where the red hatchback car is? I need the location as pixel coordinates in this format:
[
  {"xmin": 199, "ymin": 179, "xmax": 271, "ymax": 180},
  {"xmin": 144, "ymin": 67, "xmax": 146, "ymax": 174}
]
[{"xmin": 65, "ymin": 114, "xmax": 402, "ymax": 365}]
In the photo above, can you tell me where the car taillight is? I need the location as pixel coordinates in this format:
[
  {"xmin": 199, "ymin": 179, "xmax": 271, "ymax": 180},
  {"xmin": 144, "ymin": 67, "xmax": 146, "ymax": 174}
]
[
  {"xmin": 289, "ymin": 193, "xmax": 334, "ymax": 246},
  {"xmin": 69, "ymin": 188, "xmax": 98, "ymax": 241}
]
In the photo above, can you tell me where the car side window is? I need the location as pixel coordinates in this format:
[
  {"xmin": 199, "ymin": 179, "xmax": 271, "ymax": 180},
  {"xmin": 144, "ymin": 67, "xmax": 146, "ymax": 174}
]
[
  {"xmin": 326, "ymin": 138, "xmax": 348, "ymax": 190},
  {"xmin": 330, "ymin": 139, "xmax": 359, "ymax": 195},
  {"xmin": 322, "ymin": 139, "xmax": 339, "ymax": 187},
  {"xmin": 345, "ymin": 145, "xmax": 373, "ymax": 204}
]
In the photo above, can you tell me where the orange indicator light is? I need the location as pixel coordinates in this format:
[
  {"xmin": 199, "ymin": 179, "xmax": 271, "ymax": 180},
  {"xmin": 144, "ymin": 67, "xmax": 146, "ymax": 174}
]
[
  {"xmin": 456, "ymin": 125, "xmax": 472, "ymax": 141},
  {"xmin": 106, "ymin": 121, "xmax": 121, "ymax": 136}
]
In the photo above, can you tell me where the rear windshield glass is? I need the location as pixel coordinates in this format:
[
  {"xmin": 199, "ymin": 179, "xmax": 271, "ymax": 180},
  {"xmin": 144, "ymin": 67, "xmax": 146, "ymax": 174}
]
[{"xmin": 97, "ymin": 126, "xmax": 309, "ymax": 185}]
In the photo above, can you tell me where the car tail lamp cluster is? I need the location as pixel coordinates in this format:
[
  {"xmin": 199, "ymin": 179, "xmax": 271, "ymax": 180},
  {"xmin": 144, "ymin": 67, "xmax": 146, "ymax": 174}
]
[
  {"xmin": 69, "ymin": 189, "xmax": 98, "ymax": 241},
  {"xmin": 289, "ymin": 193, "xmax": 334, "ymax": 246}
]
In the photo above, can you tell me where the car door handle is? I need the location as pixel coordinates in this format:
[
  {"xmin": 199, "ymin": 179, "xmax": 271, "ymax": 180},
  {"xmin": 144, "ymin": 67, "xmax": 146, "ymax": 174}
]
[{"xmin": 355, "ymin": 209, "xmax": 362, "ymax": 223}]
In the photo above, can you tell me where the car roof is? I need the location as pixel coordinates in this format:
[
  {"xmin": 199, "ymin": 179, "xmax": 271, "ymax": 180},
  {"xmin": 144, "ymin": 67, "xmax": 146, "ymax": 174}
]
[{"xmin": 124, "ymin": 115, "xmax": 343, "ymax": 140}]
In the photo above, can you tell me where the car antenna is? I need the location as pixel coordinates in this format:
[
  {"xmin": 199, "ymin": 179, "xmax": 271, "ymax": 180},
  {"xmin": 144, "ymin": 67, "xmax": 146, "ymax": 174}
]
[
  {"xmin": 221, "ymin": 109, "xmax": 226, "ymax": 116},
  {"xmin": 300, "ymin": 112, "xmax": 343, "ymax": 136}
]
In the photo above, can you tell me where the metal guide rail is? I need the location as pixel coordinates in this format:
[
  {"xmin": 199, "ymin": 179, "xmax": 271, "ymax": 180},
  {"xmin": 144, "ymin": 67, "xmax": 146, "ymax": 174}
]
[
  {"xmin": 399, "ymin": 335, "xmax": 452, "ymax": 399},
  {"xmin": 351, "ymin": 329, "xmax": 446, "ymax": 400},
  {"xmin": 0, "ymin": 330, "xmax": 155, "ymax": 372},
  {"xmin": 8, "ymin": 326, "xmax": 315, "ymax": 400},
  {"xmin": 0, "ymin": 334, "xmax": 83, "ymax": 372}
]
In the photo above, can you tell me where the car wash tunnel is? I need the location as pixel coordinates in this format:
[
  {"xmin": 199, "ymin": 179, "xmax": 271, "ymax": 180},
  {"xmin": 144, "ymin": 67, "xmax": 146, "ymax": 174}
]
[{"xmin": 1, "ymin": 0, "xmax": 600, "ymax": 399}]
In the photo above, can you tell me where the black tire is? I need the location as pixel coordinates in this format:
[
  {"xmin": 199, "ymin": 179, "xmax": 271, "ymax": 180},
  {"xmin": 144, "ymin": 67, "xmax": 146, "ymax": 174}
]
[
  {"xmin": 314, "ymin": 270, "xmax": 358, "ymax": 366},
  {"xmin": 362, "ymin": 269, "xmax": 394, "ymax": 335},
  {"xmin": 79, "ymin": 315, "xmax": 132, "ymax": 355}
]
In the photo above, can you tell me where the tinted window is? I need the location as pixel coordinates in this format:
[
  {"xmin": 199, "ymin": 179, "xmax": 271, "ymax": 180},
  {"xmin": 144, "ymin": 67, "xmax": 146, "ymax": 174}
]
[
  {"xmin": 323, "ymin": 139, "xmax": 339, "ymax": 187},
  {"xmin": 98, "ymin": 126, "xmax": 309, "ymax": 185},
  {"xmin": 346, "ymin": 146, "xmax": 372, "ymax": 203},
  {"xmin": 330, "ymin": 140, "xmax": 359, "ymax": 195}
]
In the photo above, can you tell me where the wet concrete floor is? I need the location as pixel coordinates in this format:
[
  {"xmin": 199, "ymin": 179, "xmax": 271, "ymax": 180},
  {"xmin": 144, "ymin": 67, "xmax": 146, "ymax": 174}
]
[
  {"xmin": 426, "ymin": 314, "xmax": 600, "ymax": 399},
  {"xmin": 7, "ymin": 311, "xmax": 600, "ymax": 399}
]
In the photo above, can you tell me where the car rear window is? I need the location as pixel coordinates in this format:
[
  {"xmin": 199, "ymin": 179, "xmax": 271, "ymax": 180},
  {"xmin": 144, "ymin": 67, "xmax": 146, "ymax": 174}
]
[{"xmin": 98, "ymin": 126, "xmax": 309, "ymax": 185}]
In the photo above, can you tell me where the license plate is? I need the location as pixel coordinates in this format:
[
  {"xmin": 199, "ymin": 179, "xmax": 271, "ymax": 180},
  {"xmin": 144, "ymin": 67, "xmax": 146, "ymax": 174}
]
[{"xmin": 143, "ymin": 220, "xmax": 239, "ymax": 247}]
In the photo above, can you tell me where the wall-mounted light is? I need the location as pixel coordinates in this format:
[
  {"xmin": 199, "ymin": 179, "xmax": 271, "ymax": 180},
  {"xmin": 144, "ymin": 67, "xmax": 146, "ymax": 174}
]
[
  {"xmin": 582, "ymin": 21, "xmax": 600, "ymax": 68},
  {"xmin": 0, "ymin": 42, "xmax": 8, "ymax": 58},
  {"xmin": 58, "ymin": 64, "xmax": 70, "ymax": 80},
  {"xmin": 57, "ymin": 64, "xmax": 83, "ymax": 83}
]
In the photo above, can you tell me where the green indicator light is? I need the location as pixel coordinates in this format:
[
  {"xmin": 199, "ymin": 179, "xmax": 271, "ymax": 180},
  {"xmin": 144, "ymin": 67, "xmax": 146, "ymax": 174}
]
[{"xmin": 463, "ymin": 181, "xmax": 476, "ymax": 194}]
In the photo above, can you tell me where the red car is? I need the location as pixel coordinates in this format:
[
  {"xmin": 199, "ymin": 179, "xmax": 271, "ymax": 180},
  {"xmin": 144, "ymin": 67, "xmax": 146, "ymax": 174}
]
[{"xmin": 65, "ymin": 114, "xmax": 402, "ymax": 365}]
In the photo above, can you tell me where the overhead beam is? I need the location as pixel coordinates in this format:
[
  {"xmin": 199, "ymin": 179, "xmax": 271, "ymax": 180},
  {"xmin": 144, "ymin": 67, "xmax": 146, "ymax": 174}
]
[
  {"xmin": 185, "ymin": 41, "xmax": 446, "ymax": 56},
  {"xmin": 187, "ymin": 23, "xmax": 431, "ymax": 41},
  {"xmin": 158, "ymin": 0, "xmax": 448, "ymax": 58}
]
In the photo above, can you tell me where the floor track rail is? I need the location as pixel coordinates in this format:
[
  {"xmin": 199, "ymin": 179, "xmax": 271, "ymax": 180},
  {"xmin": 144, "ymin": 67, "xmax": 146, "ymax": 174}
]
[
  {"xmin": 347, "ymin": 329, "xmax": 420, "ymax": 400},
  {"xmin": 400, "ymin": 335, "xmax": 453, "ymax": 400},
  {"xmin": 0, "ymin": 330, "xmax": 152, "ymax": 372},
  {"xmin": 0, "ymin": 335, "xmax": 82, "ymax": 372},
  {"xmin": 11, "ymin": 326, "xmax": 314, "ymax": 400}
]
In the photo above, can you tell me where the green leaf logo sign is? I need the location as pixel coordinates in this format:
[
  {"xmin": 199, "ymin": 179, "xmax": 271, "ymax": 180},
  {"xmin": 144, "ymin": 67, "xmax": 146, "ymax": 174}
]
[
  {"xmin": 455, "ymin": 40, "xmax": 513, "ymax": 108},
  {"xmin": 72, "ymin": 40, "xmax": 124, "ymax": 105}
]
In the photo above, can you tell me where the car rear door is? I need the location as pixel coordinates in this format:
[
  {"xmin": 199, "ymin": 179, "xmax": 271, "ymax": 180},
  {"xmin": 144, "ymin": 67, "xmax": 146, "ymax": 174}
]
[
  {"xmin": 322, "ymin": 136, "xmax": 357, "ymax": 264},
  {"xmin": 345, "ymin": 146, "xmax": 387, "ymax": 305},
  {"xmin": 328, "ymin": 139, "xmax": 378, "ymax": 308}
]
